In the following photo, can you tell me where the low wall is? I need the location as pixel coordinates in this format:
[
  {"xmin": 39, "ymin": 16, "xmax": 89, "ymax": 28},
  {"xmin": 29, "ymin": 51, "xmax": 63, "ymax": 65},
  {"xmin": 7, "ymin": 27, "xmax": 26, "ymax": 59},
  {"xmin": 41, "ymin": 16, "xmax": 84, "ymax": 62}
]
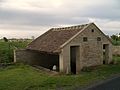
[
  {"xmin": 15, "ymin": 49, "xmax": 59, "ymax": 70},
  {"xmin": 112, "ymin": 46, "xmax": 120, "ymax": 56}
]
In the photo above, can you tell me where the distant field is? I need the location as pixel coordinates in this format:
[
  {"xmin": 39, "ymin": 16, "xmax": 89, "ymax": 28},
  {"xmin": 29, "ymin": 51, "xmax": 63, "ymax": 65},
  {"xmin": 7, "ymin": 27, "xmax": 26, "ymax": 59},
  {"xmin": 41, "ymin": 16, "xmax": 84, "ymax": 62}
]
[{"xmin": 0, "ymin": 40, "xmax": 31, "ymax": 63}]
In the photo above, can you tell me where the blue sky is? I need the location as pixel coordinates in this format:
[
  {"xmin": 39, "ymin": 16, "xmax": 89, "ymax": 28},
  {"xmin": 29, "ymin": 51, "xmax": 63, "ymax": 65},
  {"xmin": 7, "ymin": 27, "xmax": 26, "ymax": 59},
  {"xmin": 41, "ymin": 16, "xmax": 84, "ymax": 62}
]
[{"xmin": 0, "ymin": 0, "xmax": 120, "ymax": 38}]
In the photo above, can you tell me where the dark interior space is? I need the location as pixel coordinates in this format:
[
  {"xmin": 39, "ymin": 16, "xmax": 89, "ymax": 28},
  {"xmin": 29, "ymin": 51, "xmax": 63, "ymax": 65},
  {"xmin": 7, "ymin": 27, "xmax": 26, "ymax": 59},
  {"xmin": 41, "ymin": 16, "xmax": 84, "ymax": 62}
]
[
  {"xmin": 16, "ymin": 50, "xmax": 59, "ymax": 71},
  {"xmin": 103, "ymin": 44, "xmax": 106, "ymax": 64},
  {"xmin": 37, "ymin": 53, "xmax": 59, "ymax": 71},
  {"xmin": 70, "ymin": 46, "xmax": 77, "ymax": 74},
  {"xmin": 103, "ymin": 44, "xmax": 109, "ymax": 64}
]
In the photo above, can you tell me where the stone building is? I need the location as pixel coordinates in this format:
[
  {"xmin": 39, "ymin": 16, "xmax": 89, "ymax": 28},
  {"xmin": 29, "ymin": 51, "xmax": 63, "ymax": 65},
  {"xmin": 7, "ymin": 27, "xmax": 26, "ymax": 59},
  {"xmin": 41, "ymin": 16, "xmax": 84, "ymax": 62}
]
[{"xmin": 15, "ymin": 23, "xmax": 113, "ymax": 74}]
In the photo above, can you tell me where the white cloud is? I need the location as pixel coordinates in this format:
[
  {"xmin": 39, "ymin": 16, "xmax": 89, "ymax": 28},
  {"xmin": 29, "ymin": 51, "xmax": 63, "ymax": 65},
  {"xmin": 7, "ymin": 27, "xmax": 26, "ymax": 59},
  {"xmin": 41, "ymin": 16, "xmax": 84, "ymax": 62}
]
[
  {"xmin": 0, "ymin": 29, "xmax": 45, "ymax": 39},
  {"xmin": 87, "ymin": 18, "xmax": 120, "ymax": 35},
  {"xmin": 0, "ymin": 0, "xmax": 64, "ymax": 11},
  {"xmin": 0, "ymin": 0, "xmax": 120, "ymax": 38}
]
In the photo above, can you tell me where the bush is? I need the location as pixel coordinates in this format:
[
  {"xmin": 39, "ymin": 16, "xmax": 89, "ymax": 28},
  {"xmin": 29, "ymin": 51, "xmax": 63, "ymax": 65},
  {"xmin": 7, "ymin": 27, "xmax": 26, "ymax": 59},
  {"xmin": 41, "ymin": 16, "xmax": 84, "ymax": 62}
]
[
  {"xmin": 0, "ymin": 40, "xmax": 30, "ymax": 63},
  {"xmin": 112, "ymin": 40, "xmax": 120, "ymax": 46}
]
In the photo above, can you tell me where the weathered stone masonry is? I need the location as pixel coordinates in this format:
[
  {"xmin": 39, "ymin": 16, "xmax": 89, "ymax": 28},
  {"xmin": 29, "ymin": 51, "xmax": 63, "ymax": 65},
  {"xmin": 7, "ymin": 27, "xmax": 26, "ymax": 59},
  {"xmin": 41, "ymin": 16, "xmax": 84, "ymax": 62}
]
[
  {"xmin": 15, "ymin": 50, "xmax": 59, "ymax": 71},
  {"xmin": 15, "ymin": 23, "xmax": 113, "ymax": 74},
  {"xmin": 59, "ymin": 23, "xmax": 112, "ymax": 73}
]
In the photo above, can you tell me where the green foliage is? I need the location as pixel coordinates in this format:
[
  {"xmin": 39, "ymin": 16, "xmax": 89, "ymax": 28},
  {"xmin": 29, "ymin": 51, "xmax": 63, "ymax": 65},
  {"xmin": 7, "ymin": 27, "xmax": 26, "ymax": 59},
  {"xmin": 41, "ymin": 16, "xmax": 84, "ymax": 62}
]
[
  {"xmin": 3, "ymin": 37, "xmax": 8, "ymax": 42},
  {"xmin": 113, "ymin": 56, "xmax": 120, "ymax": 63},
  {"xmin": 112, "ymin": 39, "xmax": 120, "ymax": 46},
  {"xmin": 111, "ymin": 34, "xmax": 120, "ymax": 46},
  {"xmin": 0, "ymin": 40, "xmax": 30, "ymax": 63}
]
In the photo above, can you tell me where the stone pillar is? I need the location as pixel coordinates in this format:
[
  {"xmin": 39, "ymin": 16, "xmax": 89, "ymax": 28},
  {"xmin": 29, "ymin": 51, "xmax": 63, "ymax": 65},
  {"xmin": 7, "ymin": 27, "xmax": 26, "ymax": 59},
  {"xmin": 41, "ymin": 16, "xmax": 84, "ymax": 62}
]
[
  {"xmin": 59, "ymin": 47, "xmax": 71, "ymax": 74},
  {"xmin": 105, "ymin": 44, "xmax": 109, "ymax": 64},
  {"xmin": 14, "ymin": 50, "xmax": 16, "ymax": 63},
  {"xmin": 108, "ymin": 44, "xmax": 113, "ymax": 64},
  {"xmin": 104, "ymin": 44, "xmax": 112, "ymax": 64},
  {"xmin": 59, "ymin": 51, "xmax": 64, "ymax": 73},
  {"xmin": 76, "ymin": 46, "xmax": 81, "ymax": 74}
]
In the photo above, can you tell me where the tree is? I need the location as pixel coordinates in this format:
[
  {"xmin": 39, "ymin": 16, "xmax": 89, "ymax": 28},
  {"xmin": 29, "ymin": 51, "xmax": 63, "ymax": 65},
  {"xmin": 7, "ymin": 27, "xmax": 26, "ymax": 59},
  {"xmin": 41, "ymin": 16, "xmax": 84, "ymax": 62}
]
[
  {"xmin": 119, "ymin": 33, "xmax": 120, "ymax": 40},
  {"xmin": 111, "ymin": 34, "xmax": 120, "ymax": 45},
  {"xmin": 3, "ymin": 37, "xmax": 8, "ymax": 42},
  {"xmin": 111, "ymin": 35, "xmax": 118, "ymax": 41},
  {"xmin": 3, "ymin": 37, "xmax": 11, "ymax": 63}
]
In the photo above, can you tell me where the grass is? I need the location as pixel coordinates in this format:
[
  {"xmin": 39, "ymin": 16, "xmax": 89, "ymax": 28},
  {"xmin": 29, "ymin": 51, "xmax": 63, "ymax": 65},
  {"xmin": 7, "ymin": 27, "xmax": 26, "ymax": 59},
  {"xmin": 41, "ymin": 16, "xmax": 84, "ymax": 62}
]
[
  {"xmin": 0, "ymin": 56, "xmax": 120, "ymax": 90},
  {"xmin": 113, "ymin": 56, "xmax": 120, "ymax": 62}
]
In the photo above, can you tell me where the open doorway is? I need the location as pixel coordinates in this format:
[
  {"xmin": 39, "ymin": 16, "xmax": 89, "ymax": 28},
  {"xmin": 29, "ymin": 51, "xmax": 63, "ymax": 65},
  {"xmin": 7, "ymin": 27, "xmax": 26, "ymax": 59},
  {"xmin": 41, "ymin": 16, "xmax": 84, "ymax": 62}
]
[
  {"xmin": 70, "ymin": 46, "xmax": 79, "ymax": 74},
  {"xmin": 103, "ymin": 44, "xmax": 109, "ymax": 64}
]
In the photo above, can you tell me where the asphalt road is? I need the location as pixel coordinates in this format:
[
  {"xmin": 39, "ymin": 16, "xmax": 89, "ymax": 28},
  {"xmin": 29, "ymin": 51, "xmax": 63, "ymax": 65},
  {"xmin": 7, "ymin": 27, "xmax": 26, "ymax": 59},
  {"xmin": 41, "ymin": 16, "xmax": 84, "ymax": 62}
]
[{"xmin": 85, "ymin": 76, "xmax": 120, "ymax": 90}]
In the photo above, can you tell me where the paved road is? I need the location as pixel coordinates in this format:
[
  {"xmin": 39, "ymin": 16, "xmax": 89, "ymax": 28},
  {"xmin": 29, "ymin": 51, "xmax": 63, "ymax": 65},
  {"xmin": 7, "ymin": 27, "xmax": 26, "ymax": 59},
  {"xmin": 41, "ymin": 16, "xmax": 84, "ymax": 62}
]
[{"xmin": 85, "ymin": 76, "xmax": 120, "ymax": 90}]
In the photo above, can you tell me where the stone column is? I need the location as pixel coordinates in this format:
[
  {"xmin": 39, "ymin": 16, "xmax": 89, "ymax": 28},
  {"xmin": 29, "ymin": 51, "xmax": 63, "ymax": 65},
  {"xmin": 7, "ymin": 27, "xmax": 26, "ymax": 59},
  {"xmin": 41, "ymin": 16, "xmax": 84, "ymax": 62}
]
[
  {"xmin": 59, "ymin": 47, "xmax": 71, "ymax": 74},
  {"xmin": 76, "ymin": 46, "xmax": 81, "ymax": 74},
  {"xmin": 104, "ymin": 44, "xmax": 112, "ymax": 64},
  {"xmin": 108, "ymin": 44, "xmax": 113, "ymax": 64},
  {"xmin": 59, "ymin": 51, "xmax": 64, "ymax": 73},
  {"xmin": 14, "ymin": 50, "xmax": 16, "ymax": 63}
]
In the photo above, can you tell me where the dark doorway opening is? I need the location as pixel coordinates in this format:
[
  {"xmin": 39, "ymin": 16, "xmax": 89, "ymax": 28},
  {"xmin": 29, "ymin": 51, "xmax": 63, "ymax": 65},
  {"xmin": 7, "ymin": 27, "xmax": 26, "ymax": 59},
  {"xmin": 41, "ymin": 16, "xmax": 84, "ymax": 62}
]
[
  {"xmin": 103, "ymin": 44, "xmax": 109, "ymax": 64},
  {"xmin": 70, "ymin": 46, "xmax": 79, "ymax": 74}
]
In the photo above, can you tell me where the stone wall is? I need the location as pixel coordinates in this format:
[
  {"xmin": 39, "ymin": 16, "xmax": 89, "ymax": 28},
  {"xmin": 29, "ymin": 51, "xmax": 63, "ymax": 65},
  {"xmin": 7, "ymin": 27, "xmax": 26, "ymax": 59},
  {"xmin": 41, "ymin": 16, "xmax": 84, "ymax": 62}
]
[
  {"xmin": 15, "ymin": 49, "xmax": 59, "ymax": 71},
  {"xmin": 60, "ymin": 23, "xmax": 112, "ymax": 74},
  {"xmin": 112, "ymin": 46, "xmax": 120, "ymax": 56}
]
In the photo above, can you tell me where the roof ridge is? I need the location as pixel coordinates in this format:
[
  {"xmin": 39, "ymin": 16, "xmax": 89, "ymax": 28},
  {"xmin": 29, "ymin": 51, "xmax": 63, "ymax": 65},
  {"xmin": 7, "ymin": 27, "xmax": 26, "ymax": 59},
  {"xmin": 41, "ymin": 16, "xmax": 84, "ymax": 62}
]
[
  {"xmin": 52, "ymin": 23, "xmax": 89, "ymax": 31},
  {"xmin": 60, "ymin": 23, "xmax": 92, "ymax": 48},
  {"xmin": 27, "ymin": 23, "xmax": 94, "ymax": 54}
]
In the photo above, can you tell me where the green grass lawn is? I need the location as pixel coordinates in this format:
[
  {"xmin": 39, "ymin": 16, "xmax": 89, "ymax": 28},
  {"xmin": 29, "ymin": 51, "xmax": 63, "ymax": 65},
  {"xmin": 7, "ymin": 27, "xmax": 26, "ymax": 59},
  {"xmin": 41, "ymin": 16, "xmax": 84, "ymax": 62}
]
[{"xmin": 0, "ymin": 56, "xmax": 120, "ymax": 90}]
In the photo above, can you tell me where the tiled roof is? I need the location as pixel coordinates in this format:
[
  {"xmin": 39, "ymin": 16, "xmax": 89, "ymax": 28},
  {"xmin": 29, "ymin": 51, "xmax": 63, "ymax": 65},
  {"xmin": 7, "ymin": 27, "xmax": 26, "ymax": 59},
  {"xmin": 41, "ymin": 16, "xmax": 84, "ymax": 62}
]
[{"xmin": 26, "ymin": 23, "xmax": 89, "ymax": 54}]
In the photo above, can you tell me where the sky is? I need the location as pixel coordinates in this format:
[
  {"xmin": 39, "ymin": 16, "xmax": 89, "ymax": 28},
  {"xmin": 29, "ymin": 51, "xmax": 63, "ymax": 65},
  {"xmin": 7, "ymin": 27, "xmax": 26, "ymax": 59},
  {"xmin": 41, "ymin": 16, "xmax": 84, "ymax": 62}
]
[{"xmin": 0, "ymin": 0, "xmax": 120, "ymax": 39}]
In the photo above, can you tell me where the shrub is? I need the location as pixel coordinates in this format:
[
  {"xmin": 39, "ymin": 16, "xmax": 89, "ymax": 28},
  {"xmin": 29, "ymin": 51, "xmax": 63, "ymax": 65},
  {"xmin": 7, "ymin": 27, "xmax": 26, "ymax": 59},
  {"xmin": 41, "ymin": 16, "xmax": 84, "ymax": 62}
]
[{"xmin": 0, "ymin": 40, "xmax": 30, "ymax": 63}]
